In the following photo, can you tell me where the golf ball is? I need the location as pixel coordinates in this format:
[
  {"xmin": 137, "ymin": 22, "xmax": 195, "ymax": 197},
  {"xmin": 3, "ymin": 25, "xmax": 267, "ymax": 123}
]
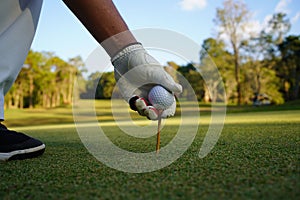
[{"xmin": 148, "ymin": 85, "xmax": 174, "ymax": 110}]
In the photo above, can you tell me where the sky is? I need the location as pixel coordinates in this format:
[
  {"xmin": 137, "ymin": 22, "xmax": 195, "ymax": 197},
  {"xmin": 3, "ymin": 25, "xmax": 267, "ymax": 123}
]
[{"xmin": 31, "ymin": 0, "xmax": 300, "ymax": 74}]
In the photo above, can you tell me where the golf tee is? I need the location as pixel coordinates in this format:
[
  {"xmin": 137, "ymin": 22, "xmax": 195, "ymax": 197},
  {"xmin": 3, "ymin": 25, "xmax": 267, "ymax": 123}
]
[{"xmin": 156, "ymin": 110, "xmax": 163, "ymax": 154}]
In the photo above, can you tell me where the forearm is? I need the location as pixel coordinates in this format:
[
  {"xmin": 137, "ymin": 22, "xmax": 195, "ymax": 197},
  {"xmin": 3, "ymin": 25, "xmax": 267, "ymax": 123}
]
[{"xmin": 63, "ymin": 0, "xmax": 137, "ymax": 57}]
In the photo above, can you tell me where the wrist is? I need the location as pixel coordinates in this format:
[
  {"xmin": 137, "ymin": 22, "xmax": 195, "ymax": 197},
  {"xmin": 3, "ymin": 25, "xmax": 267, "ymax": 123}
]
[{"xmin": 101, "ymin": 31, "xmax": 139, "ymax": 58}]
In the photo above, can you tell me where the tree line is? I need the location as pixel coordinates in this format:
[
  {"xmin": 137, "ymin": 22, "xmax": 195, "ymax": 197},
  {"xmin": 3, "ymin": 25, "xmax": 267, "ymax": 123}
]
[
  {"xmin": 4, "ymin": 0, "xmax": 300, "ymax": 108},
  {"xmin": 4, "ymin": 50, "xmax": 86, "ymax": 109},
  {"xmin": 83, "ymin": 4, "xmax": 299, "ymax": 105},
  {"xmin": 210, "ymin": 0, "xmax": 299, "ymax": 105}
]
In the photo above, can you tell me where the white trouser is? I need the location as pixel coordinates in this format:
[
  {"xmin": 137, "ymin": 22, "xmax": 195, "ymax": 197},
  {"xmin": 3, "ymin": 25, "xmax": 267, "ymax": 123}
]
[{"xmin": 0, "ymin": 0, "xmax": 43, "ymax": 120}]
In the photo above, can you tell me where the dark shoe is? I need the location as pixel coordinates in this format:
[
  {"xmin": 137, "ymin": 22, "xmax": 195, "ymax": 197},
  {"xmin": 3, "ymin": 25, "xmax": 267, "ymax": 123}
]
[{"xmin": 0, "ymin": 123, "xmax": 45, "ymax": 161}]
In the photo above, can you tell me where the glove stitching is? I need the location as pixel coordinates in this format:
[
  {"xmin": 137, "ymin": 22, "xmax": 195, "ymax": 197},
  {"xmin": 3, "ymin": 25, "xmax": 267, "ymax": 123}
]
[{"xmin": 111, "ymin": 43, "xmax": 143, "ymax": 63}]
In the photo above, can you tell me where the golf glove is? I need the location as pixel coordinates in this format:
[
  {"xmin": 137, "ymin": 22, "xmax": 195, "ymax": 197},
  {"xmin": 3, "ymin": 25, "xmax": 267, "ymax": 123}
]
[{"xmin": 112, "ymin": 43, "xmax": 182, "ymax": 120}]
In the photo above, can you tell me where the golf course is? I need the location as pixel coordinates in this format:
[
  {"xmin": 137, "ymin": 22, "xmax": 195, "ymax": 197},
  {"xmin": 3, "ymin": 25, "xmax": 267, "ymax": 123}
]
[
  {"xmin": 1, "ymin": 0, "xmax": 300, "ymax": 199},
  {"xmin": 0, "ymin": 100, "xmax": 299, "ymax": 199}
]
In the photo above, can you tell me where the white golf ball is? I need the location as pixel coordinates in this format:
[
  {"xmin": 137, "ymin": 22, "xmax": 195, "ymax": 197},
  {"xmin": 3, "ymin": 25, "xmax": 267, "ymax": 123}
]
[{"xmin": 148, "ymin": 85, "xmax": 174, "ymax": 110}]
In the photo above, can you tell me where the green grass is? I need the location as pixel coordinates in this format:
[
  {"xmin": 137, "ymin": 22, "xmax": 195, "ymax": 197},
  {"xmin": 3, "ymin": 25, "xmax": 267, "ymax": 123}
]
[{"xmin": 0, "ymin": 100, "xmax": 299, "ymax": 199}]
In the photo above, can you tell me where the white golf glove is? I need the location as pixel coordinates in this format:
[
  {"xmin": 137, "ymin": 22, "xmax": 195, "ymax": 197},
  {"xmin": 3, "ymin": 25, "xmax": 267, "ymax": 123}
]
[{"xmin": 112, "ymin": 43, "xmax": 182, "ymax": 120}]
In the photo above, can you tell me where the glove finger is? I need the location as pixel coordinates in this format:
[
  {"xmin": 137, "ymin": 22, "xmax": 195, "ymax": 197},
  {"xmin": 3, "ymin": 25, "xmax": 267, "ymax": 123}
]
[
  {"xmin": 129, "ymin": 96, "xmax": 159, "ymax": 120},
  {"xmin": 159, "ymin": 71, "xmax": 182, "ymax": 94},
  {"xmin": 134, "ymin": 97, "xmax": 148, "ymax": 116},
  {"xmin": 116, "ymin": 71, "xmax": 144, "ymax": 102},
  {"xmin": 144, "ymin": 106, "xmax": 159, "ymax": 120}
]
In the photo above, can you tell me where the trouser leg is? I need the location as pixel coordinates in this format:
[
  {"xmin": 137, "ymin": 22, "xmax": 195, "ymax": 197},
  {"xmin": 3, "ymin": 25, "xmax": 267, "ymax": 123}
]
[{"xmin": 0, "ymin": 0, "xmax": 43, "ymax": 120}]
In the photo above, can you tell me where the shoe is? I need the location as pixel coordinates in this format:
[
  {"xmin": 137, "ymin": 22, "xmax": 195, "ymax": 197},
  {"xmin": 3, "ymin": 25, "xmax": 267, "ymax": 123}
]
[{"xmin": 0, "ymin": 123, "xmax": 45, "ymax": 161}]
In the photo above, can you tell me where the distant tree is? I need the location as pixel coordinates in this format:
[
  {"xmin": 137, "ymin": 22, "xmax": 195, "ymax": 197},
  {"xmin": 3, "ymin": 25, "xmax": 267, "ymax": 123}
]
[
  {"xmin": 278, "ymin": 35, "xmax": 300, "ymax": 100},
  {"xmin": 262, "ymin": 13, "xmax": 296, "ymax": 101},
  {"xmin": 47, "ymin": 56, "xmax": 70, "ymax": 106},
  {"xmin": 5, "ymin": 50, "xmax": 83, "ymax": 108},
  {"xmin": 241, "ymin": 29, "xmax": 284, "ymax": 104},
  {"xmin": 83, "ymin": 71, "xmax": 117, "ymax": 99},
  {"xmin": 166, "ymin": 61, "xmax": 180, "ymax": 84},
  {"xmin": 98, "ymin": 72, "xmax": 116, "ymax": 99},
  {"xmin": 241, "ymin": 60, "xmax": 284, "ymax": 104},
  {"xmin": 268, "ymin": 13, "xmax": 291, "ymax": 45},
  {"xmin": 214, "ymin": 0, "xmax": 251, "ymax": 104},
  {"xmin": 23, "ymin": 50, "xmax": 46, "ymax": 108},
  {"xmin": 201, "ymin": 38, "xmax": 234, "ymax": 103},
  {"xmin": 70, "ymin": 56, "xmax": 87, "ymax": 100},
  {"xmin": 81, "ymin": 72, "xmax": 102, "ymax": 99},
  {"xmin": 177, "ymin": 63, "xmax": 204, "ymax": 101},
  {"xmin": 66, "ymin": 56, "xmax": 85, "ymax": 103}
]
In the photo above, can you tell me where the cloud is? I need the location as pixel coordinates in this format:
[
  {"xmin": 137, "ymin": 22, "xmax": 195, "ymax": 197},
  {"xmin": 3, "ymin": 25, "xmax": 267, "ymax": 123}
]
[
  {"xmin": 179, "ymin": 0, "xmax": 207, "ymax": 11},
  {"xmin": 275, "ymin": 0, "xmax": 291, "ymax": 14},
  {"xmin": 291, "ymin": 11, "xmax": 300, "ymax": 24}
]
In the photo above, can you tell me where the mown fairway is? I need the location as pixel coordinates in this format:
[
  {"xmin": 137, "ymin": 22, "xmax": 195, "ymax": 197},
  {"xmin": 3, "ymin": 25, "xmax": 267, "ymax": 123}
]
[{"xmin": 0, "ymin": 100, "xmax": 299, "ymax": 199}]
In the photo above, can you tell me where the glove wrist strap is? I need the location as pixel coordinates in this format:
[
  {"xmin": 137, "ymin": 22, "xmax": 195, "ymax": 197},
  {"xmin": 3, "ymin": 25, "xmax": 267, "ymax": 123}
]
[{"xmin": 111, "ymin": 42, "xmax": 143, "ymax": 63}]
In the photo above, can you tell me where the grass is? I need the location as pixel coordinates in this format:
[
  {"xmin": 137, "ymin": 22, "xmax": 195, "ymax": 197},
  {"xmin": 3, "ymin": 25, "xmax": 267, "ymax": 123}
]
[{"xmin": 0, "ymin": 100, "xmax": 299, "ymax": 199}]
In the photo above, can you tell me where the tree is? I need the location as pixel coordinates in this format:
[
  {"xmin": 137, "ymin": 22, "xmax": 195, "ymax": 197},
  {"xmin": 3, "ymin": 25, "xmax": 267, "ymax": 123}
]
[
  {"xmin": 268, "ymin": 13, "xmax": 291, "ymax": 45},
  {"xmin": 82, "ymin": 71, "xmax": 117, "ymax": 99},
  {"xmin": 278, "ymin": 35, "xmax": 300, "ymax": 100},
  {"xmin": 263, "ymin": 13, "xmax": 299, "ymax": 101},
  {"xmin": 241, "ymin": 60, "xmax": 284, "ymax": 104},
  {"xmin": 201, "ymin": 38, "xmax": 234, "ymax": 103},
  {"xmin": 214, "ymin": 0, "xmax": 251, "ymax": 104},
  {"xmin": 68, "ymin": 56, "xmax": 86, "ymax": 102},
  {"xmin": 177, "ymin": 63, "xmax": 204, "ymax": 101},
  {"xmin": 23, "ymin": 50, "xmax": 46, "ymax": 108},
  {"xmin": 166, "ymin": 61, "xmax": 180, "ymax": 84},
  {"xmin": 98, "ymin": 72, "xmax": 116, "ymax": 99},
  {"xmin": 241, "ymin": 29, "xmax": 284, "ymax": 104},
  {"xmin": 4, "ymin": 50, "xmax": 84, "ymax": 108}
]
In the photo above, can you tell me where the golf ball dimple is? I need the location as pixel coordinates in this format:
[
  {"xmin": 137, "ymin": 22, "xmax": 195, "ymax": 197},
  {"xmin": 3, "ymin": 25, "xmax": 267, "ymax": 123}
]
[{"xmin": 148, "ymin": 85, "xmax": 174, "ymax": 110}]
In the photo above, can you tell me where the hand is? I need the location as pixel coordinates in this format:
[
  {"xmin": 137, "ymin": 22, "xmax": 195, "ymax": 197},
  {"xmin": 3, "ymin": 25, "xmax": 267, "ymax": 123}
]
[{"xmin": 112, "ymin": 43, "xmax": 182, "ymax": 120}]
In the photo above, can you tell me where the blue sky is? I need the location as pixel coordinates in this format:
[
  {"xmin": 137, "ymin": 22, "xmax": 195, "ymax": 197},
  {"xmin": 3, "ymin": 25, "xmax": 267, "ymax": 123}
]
[{"xmin": 31, "ymin": 0, "xmax": 300, "ymax": 73}]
